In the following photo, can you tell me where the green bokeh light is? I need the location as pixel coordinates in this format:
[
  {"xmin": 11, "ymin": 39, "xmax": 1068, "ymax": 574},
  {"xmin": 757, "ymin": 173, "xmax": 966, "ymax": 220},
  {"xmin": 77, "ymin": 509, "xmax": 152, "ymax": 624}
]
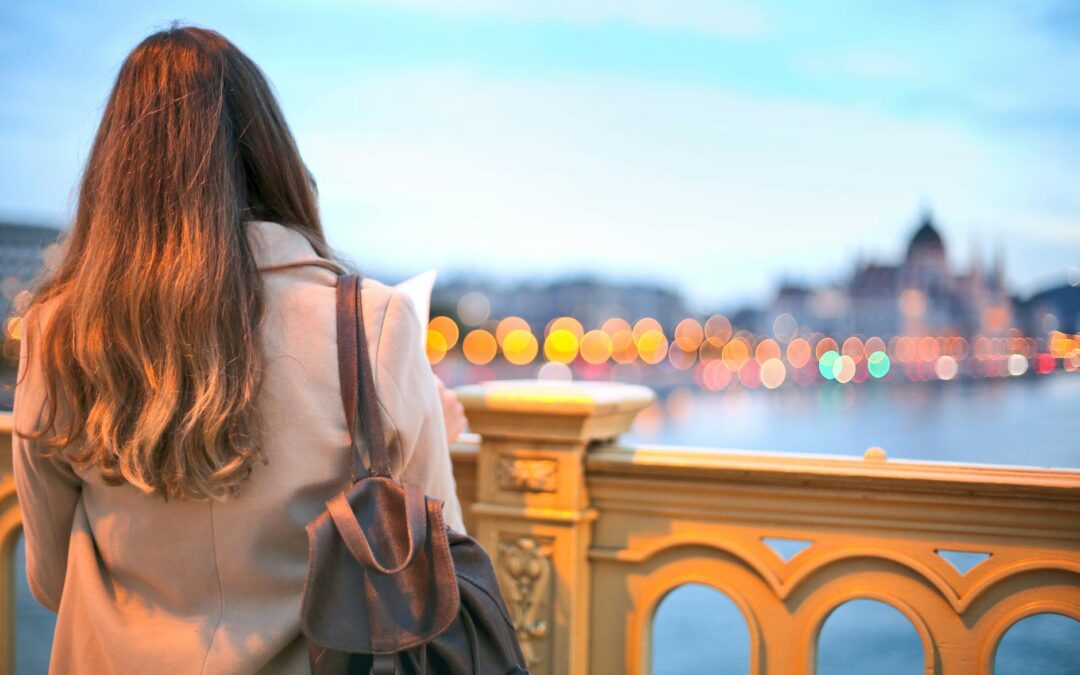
[
  {"xmin": 868, "ymin": 350, "xmax": 891, "ymax": 378},
  {"xmin": 818, "ymin": 350, "xmax": 839, "ymax": 380}
]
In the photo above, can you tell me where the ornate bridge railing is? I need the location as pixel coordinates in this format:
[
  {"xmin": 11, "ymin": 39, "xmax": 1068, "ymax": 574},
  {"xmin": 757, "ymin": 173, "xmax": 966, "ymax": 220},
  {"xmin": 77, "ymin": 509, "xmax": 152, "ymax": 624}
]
[{"xmin": 3, "ymin": 380, "xmax": 1080, "ymax": 674}]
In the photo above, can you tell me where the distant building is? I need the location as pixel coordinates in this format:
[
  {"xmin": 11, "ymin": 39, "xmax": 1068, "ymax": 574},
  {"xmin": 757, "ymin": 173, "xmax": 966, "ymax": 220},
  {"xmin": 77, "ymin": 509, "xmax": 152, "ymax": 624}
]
[
  {"xmin": 1018, "ymin": 284, "xmax": 1080, "ymax": 336},
  {"xmin": 432, "ymin": 274, "xmax": 690, "ymax": 332},
  {"xmin": 764, "ymin": 211, "xmax": 1012, "ymax": 339}
]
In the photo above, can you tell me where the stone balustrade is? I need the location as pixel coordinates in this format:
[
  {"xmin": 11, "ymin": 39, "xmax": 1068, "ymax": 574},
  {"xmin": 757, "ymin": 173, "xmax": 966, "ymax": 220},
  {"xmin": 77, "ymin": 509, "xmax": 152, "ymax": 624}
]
[{"xmin": 3, "ymin": 380, "xmax": 1080, "ymax": 675}]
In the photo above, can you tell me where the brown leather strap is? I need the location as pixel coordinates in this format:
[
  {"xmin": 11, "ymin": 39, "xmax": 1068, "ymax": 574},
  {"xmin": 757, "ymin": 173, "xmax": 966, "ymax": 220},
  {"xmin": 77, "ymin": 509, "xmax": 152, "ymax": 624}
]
[
  {"xmin": 326, "ymin": 484, "xmax": 428, "ymax": 575},
  {"xmin": 351, "ymin": 275, "xmax": 392, "ymax": 477},
  {"xmin": 336, "ymin": 275, "xmax": 359, "ymax": 442},
  {"xmin": 336, "ymin": 274, "xmax": 392, "ymax": 479}
]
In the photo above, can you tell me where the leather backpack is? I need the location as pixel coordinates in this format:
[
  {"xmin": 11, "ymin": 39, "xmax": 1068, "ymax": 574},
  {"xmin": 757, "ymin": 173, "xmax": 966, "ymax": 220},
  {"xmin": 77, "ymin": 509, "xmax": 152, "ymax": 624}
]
[{"xmin": 300, "ymin": 274, "xmax": 529, "ymax": 675}]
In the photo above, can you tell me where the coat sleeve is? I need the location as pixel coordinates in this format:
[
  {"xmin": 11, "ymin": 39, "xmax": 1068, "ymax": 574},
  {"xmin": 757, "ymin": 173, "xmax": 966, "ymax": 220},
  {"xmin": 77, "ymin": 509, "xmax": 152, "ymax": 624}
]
[
  {"xmin": 371, "ymin": 289, "xmax": 467, "ymax": 533},
  {"xmin": 11, "ymin": 312, "xmax": 82, "ymax": 612}
]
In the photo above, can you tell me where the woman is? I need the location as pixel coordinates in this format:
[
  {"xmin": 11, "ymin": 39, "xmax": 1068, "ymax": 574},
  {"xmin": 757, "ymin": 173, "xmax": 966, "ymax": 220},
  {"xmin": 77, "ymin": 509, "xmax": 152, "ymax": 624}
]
[{"xmin": 13, "ymin": 26, "xmax": 467, "ymax": 673}]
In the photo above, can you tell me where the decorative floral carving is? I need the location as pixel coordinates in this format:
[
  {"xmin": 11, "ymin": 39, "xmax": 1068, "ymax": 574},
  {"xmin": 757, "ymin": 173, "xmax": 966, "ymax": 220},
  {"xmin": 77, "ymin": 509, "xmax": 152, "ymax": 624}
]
[
  {"xmin": 497, "ymin": 537, "xmax": 553, "ymax": 666},
  {"xmin": 496, "ymin": 457, "xmax": 558, "ymax": 493}
]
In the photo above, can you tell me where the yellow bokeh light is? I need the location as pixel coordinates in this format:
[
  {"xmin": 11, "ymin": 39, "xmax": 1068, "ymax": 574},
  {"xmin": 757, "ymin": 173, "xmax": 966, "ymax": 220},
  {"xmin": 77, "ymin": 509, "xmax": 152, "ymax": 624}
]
[
  {"xmin": 579, "ymin": 330, "xmax": 614, "ymax": 365},
  {"xmin": 637, "ymin": 329, "xmax": 668, "ymax": 365},
  {"xmin": 426, "ymin": 329, "xmax": 448, "ymax": 364},
  {"xmin": 503, "ymin": 328, "xmax": 539, "ymax": 365},
  {"xmin": 543, "ymin": 329, "xmax": 580, "ymax": 364},
  {"xmin": 428, "ymin": 316, "xmax": 460, "ymax": 350},
  {"xmin": 462, "ymin": 329, "xmax": 497, "ymax": 365},
  {"xmin": 633, "ymin": 317, "xmax": 664, "ymax": 342},
  {"xmin": 5, "ymin": 316, "xmax": 23, "ymax": 341},
  {"xmin": 496, "ymin": 317, "xmax": 530, "ymax": 346}
]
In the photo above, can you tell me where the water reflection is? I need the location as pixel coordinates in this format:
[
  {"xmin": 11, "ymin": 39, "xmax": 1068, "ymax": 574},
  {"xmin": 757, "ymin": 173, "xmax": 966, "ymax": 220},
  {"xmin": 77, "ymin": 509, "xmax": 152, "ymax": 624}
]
[{"xmin": 625, "ymin": 374, "xmax": 1080, "ymax": 469}]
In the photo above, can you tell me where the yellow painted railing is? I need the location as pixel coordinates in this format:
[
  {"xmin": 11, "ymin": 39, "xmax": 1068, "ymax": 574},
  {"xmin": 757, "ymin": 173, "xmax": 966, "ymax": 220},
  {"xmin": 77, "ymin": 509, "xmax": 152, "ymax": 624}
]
[{"xmin": 3, "ymin": 381, "xmax": 1080, "ymax": 675}]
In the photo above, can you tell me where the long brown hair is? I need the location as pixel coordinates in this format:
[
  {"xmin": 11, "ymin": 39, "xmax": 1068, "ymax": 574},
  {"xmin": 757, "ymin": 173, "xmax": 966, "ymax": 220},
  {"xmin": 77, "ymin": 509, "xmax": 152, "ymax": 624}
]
[{"xmin": 19, "ymin": 25, "xmax": 330, "ymax": 500}]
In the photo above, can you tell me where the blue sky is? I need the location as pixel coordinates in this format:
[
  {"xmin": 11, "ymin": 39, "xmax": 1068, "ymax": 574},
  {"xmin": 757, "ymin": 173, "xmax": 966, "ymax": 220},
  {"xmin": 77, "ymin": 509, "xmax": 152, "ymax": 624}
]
[{"xmin": 1, "ymin": 0, "xmax": 1078, "ymax": 309}]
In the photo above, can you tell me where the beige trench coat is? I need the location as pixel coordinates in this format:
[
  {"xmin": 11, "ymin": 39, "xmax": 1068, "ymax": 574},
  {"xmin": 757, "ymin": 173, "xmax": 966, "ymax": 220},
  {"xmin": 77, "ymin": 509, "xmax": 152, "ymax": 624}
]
[{"xmin": 13, "ymin": 220, "xmax": 466, "ymax": 674}]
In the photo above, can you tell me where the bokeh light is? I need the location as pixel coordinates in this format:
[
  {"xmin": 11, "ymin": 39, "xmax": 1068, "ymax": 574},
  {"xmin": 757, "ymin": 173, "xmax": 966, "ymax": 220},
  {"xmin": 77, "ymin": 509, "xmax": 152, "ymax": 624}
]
[
  {"xmin": 704, "ymin": 314, "xmax": 733, "ymax": 343},
  {"xmin": 611, "ymin": 329, "xmax": 638, "ymax": 364},
  {"xmin": 462, "ymin": 329, "xmax": 497, "ymax": 365},
  {"xmin": 755, "ymin": 338, "xmax": 781, "ymax": 364},
  {"xmin": 722, "ymin": 338, "xmax": 751, "ymax": 372},
  {"xmin": 760, "ymin": 358, "xmax": 786, "ymax": 389},
  {"xmin": 426, "ymin": 329, "xmax": 448, "ymax": 364},
  {"xmin": 674, "ymin": 318, "xmax": 704, "ymax": 351},
  {"xmin": 867, "ymin": 351, "xmax": 890, "ymax": 379},
  {"xmin": 601, "ymin": 317, "xmax": 632, "ymax": 336},
  {"xmin": 841, "ymin": 336, "xmax": 864, "ymax": 363},
  {"xmin": 496, "ymin": 316, "xmax": 531, "ymax": 346},
  {"xmin": 580, "ymin": 329, "xmax": 614, "ymax": 365},
  {"xmin": 815, "ymin": 337, "xmax": 839, "ymax": 360},
  {"xmin": 456, "ymin": 291, "xmax": 491, "ymax": 326},
  {"xmin": 786, "ymin": 338, "xmax": 811, "ymax": 368},
  {"xmin": 503, "ymin": 328, "xmax": 539, "ymax": 365},
  {"xmin": 819, "ymin": 350, "xmax": 839, "ymax": 380},
  {"xmin": 637, "ymin": 329, "xmax": 669, "ymax": 365},
  {"xmin": 935, "ymin": 355, "xmax": 958, "ymax": 381},
  {"xmin": 537, "ymin": 361, "xmax": 573, "ymax": 381},
  {"xmin": 772, "ymin": 313, "xmax": 797, "ymax": 342},
  {"xmin": 834, "ymin": 355, "xmax": 856, "ymax": 384},
  {"xmin": 1007, "ymin": 353, "xmax": 1028, "ymax": 377},
  {"xmin": 428, "ymin": 316, "xmax": 460, "ymax": 349},
  {"xmin": 543, "ymin": 328, "xmax": 580, "ymax": 364},
  {"xmin": 547, "ymin": 316, "xmax": 585, "ymax": 340}
]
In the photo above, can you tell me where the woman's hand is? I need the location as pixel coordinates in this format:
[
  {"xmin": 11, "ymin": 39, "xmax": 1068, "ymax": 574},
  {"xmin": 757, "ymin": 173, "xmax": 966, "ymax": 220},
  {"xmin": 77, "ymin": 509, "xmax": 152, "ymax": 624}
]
[{"xmin": 433, "ymin": 374, "xmax": 467, "ymax": 444}]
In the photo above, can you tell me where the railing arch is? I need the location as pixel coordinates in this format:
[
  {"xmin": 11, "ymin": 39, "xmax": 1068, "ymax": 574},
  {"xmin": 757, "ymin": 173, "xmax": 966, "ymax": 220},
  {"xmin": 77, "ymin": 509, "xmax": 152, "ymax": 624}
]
[
  {"xmin": 977, "ymin": 590, "xmax": 1080, "ymax": 673},
  {"xmin": 626, "ymin": 555, "xmax": 765, "ymax": 675},
  {"xmin": 801, "ymin": 589, "xmax": 935, "ymax": 674}
]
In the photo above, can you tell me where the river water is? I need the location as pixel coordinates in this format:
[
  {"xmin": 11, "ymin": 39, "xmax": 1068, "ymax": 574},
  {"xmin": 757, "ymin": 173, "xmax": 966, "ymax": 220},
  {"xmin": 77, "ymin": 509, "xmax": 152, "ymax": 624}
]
[{"xmin": 13, "ymin": 375, "xmax": 1080, "ymax": 673}]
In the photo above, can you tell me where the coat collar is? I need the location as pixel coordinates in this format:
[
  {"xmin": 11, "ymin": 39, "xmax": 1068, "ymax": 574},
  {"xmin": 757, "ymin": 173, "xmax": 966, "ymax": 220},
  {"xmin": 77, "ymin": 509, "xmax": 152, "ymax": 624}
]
[{"xmin": 245, "ymin": 220, "xmax": 345, "ymax": 274}]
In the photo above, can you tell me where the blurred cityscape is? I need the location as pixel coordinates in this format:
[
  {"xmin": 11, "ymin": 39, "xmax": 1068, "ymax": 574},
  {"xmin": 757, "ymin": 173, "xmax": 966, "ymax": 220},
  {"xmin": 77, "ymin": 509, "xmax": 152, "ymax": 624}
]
[
  {"xmin": 424, "ymin": 210, "xmax": 1080, "ymax": 392},
  {"xmin": 3, "ymin": 212, "xmax": 1080, "ymax": 408}
]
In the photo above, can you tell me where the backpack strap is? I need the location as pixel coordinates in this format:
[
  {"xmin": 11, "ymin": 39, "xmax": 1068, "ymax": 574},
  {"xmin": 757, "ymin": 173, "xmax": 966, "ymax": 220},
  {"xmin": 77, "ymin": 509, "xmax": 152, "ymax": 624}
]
[{"xmin": 336, "ymin": 274, "xmax": 391, "ymax": 480}]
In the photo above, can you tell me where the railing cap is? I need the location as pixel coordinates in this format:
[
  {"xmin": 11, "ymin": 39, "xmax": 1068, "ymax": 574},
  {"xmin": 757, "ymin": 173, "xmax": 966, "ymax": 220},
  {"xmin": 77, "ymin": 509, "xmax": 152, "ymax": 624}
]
[
  {"xmin": 456, "ymin": 380, "xmax": 655, "ymax": 443},
  {"xmin": 457, "ymin": 380, "xmax": 654, "ymax": 416}
]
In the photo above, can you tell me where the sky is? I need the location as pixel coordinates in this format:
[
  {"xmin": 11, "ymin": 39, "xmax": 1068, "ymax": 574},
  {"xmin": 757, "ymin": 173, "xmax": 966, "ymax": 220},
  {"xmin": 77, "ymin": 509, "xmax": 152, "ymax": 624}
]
[{"xmin": 1, "ymin": 0, "xmax": 1078, "ymax": 310}]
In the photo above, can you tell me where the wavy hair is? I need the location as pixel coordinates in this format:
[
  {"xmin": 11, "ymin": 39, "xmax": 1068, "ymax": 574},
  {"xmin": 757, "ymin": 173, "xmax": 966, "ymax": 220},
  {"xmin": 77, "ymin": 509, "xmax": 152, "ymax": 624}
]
[{"xmin": 17, "ymin": 26, "xmax": 330, "ymax": 500}]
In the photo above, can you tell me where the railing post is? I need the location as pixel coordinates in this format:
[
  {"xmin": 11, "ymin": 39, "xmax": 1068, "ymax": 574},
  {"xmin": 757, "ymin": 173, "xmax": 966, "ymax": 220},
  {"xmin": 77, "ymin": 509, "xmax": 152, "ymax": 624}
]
[{"xmin": 458, "ymin": 380, "xmax": 654, "ymax": 675}]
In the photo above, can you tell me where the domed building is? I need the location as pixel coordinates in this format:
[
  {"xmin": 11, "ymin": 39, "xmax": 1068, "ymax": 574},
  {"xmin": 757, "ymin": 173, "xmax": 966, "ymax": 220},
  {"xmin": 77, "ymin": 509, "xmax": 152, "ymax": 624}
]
[{"xmin": 767, "ymin": 210, "xmax": 1013, "ymax": 339}]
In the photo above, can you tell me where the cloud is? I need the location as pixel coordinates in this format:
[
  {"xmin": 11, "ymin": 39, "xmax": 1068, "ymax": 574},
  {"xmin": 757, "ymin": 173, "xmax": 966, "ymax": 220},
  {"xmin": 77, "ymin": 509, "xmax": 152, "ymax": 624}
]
[{"xmin": 285, "ymin": 68, "xmax": 1075, "ymax": 307}]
